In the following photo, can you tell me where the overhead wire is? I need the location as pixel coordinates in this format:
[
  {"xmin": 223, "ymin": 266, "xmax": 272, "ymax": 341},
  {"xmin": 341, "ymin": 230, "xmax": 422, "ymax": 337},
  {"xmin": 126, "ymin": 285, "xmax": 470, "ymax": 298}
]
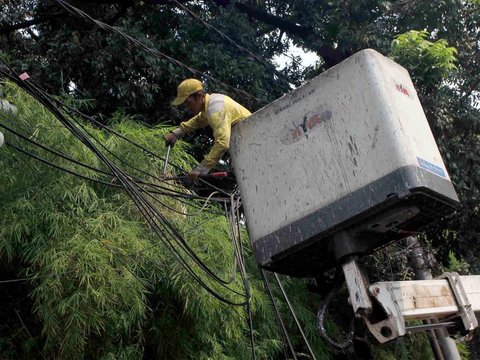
[
  {"xmin": 0, "ymin": 121, "xmax": 228, "ymax": 216},
  {"xmin": 273, "ymin": 273, "xmax": 317, "ymax": 360},
  {"xmin": 0, "ymin": 64, "xmax": 250, "ymax": 307},
  {"xmin": 20, "ymin": 72, "xmax": 233, "ymax": 198},
  {"xmin": 2, "ymin": 77, "xmax": 320, "ymax": 360},
  {"xmin": 171, "ymin": 0, "xmax": 297, "ymax": 90},
  {"xmin": 2, "ymin": 70, "xmax": 232, "ymax": 262},
  {"xmin": 0, "ymin": 119, "xmax": 221, "ymax": 222},
  {"xmin": 0, "ymin": 69, "xmax": 232, "ymax": 214},
  {"xmin": 54, "ymin": 0, "xmax": 264, "ymax": 105},
  {"xmin": 35, "ymin": 105, "xmax": 231, "ymax": 214},
  {"xmin": 0, "ymin": 2, "xmax": 323, "ymax": 350}
]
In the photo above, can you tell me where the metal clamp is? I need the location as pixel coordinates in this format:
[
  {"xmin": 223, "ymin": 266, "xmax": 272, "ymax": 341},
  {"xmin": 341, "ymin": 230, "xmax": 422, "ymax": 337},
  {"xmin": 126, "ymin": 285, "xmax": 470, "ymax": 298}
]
[
  {"xmin": 366, "ymin": 283, "xmax": 406, "ymax": 343},
  {"xmin": 342, "ymin": 260, "xmax": 406, "ymax": 343},
  {"xmin": 342, "ymin": 260, "xmax": 372, "ymax": 316},
  {"xmin": 438, "ymin": 272, "xmax": 478, "ymax": 340}
]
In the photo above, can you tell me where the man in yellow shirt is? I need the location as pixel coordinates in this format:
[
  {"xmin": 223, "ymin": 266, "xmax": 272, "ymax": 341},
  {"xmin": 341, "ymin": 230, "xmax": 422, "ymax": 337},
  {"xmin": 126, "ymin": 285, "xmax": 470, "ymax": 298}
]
[{"xmin": 165, "ymin": 79, "xmax": 251, "ymax": 183}]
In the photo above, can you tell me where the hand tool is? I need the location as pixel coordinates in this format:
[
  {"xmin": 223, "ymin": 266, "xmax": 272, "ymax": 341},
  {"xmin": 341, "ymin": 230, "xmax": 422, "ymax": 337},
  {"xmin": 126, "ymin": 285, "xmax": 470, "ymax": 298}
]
[{"xmin": 162, "ymin": 144, "xmax": 171, "ymax": 177}]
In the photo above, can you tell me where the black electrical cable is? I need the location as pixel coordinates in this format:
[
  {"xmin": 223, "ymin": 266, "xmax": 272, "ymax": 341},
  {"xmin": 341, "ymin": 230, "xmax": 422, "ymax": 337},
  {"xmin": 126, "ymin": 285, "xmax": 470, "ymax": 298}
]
[
  {"xmin": 65, "ymin": 113, "xmax": 169, "ymax": 184},
  {"xmin": 96, "ymin": 153, "xmax": 243, "ymax": 293},
  {"xmin": 21, "ymin": 75, "xmax": 233, "ymax": 198},
  {"xmin": 94, "ymin": 157, "xmax": 236, "ymax": 293},
  {"xmin": 54, "ymin": 0, "xmax": 263, "ymax": 105},
  {"xmin": 61, "ymin": 117, "xmax": 231, "ymax": 210},
  {"xmin": 40, "ymin": 111, "xmax": 230, "ymax": 211},
  {"xmin": 0, "ymin": 67, "xmax": 216, "ymax": 202},
  {"xmin": 132, "ymin": 185, "xmax": 248, "ymax": 294},
  {"xmin": 316, "ymin": 269, "xmax": 354, "ymax": 352},
  {"xmin": 6, "ymin": 142, "xmax": 124, "ymax": 189},
  {"xmin": 273, "ymin": 273, "xmax": 317, "ymax": 360},
  {"xmin": 231, "ymin": 197, "xmax": 256, "ymax": 360},
  {"xmin": 260, "ymin": 269, "xmax": 298, "ymax": 360},
  {"xmin": 171, "ymin": 0, "xmax": 297, "ymax": 90},
  {"xmin": 5, "ymin": 81, "xmax": 188, "ymax": 226},
  {"xmin": 0, "ymin": 121, "xmax": 114, "ymax": 178},
  {"xmin": 99, "ymin": 193, "xmax": 247, "ymax": 306},
  {"xmin": 2, "ymin": 131, "xmax": 222, "ymax": 211},
  {"xmin": 2, "ymin": 66, "xmax": 249, "ymax": 304}
]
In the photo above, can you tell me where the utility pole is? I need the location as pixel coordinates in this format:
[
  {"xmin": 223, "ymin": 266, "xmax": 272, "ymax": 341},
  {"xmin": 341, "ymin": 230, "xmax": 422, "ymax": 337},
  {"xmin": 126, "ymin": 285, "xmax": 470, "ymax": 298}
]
[{"xmin": 406, "ymin": 236, "xmax": 461, "ymax": 360}]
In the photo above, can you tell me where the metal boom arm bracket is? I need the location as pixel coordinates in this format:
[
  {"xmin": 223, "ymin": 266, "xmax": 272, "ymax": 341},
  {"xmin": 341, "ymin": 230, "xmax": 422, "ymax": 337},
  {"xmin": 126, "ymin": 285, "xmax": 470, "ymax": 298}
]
[
  {"xmin": 438, "ymin": 272, "xmax": 478, "ymax": 340},
  {"xmin": 341, "ymin": 260, "xmax": 480, "ymax": 344}
]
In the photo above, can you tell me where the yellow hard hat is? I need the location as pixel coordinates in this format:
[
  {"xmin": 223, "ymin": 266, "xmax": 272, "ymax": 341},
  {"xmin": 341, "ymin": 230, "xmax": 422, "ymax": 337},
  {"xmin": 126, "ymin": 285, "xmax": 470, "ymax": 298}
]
[{"xmin": 171, "ymin": 79, "xmax": 203, "ymax": 106}]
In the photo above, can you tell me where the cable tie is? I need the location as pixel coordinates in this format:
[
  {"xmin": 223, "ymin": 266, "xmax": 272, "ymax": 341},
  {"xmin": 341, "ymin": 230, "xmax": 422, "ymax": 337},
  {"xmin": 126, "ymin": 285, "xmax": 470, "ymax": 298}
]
[{"xmin": 19, "ymin": 72, "xmax": 30, "ymax": 81}]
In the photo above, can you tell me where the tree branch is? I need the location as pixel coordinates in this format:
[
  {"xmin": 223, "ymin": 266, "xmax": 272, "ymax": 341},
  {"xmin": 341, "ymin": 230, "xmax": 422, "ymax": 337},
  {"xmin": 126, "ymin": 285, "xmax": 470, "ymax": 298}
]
[
  {"xmin": 0, "ymin": 16, "xmax": 56, "ymax": 35},
  {"xmin": 2, "ymin": 0, "xmax": 347, "ymax": 67},
  {"xmin": 74, "ymin": 0, "xmax": 347, "ymax": 66},
  {"xmin": 233, "ymin": 2, "xmax": 347, "ymax": 67}
]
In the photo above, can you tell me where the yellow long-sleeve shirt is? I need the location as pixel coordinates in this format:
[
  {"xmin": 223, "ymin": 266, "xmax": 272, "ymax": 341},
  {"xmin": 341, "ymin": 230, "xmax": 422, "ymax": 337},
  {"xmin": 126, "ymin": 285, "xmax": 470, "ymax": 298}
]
[{"xmin": 173, "ymin": 93, "xmax": 251, "ymax": 173}]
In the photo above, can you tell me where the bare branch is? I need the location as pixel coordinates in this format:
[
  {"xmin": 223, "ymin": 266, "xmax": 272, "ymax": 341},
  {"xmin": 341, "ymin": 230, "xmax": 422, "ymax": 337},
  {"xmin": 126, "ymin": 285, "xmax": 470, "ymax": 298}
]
[{"xmin": 0, "ymin": 16, "xmax": 55, "ymax": 35}]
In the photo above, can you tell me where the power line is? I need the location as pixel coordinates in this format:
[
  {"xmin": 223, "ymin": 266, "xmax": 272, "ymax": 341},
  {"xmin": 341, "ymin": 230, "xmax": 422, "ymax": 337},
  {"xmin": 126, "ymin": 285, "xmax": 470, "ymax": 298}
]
[
  {"xmin": 3, "ymin": 137, "xmax": 224, "ymax": 219},
  {"xmin": 6, "ymin": 128, "xmax": 249, "ymax": 303},
  {"xmin": 0, "ymin": 67, "xmax": 232, "ymax": 203},
  {"xmin": 171, "ymin": 0, "xmax": 298, "ymax": 89},
  {"xmin": 1, "ymin": 63, "xmax": 319, "ymax": 360},
  {"xmin": 274, "ymin": 273, "xmax": 317, "ymax": 360},
  {"xmin": 54, "ymin": 0, "xmax": 264, "ymax": 105},
  {"xmin": 1, "ymin": 63, "xmax": 250, "ymax": 307},
  {"xmin": 261, "ymin": 268, "xmax": 299, "ymax": 360},
  {"xmin": 19, "ymin": 72, "xmax": 234, "ymax": 198}
]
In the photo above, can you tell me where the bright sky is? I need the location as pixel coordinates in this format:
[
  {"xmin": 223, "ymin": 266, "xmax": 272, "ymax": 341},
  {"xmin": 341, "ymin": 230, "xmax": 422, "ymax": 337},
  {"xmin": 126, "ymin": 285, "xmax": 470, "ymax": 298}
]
[{"xmin": 273, "ymin": 42, "xmax": 319, "ymax": 69}]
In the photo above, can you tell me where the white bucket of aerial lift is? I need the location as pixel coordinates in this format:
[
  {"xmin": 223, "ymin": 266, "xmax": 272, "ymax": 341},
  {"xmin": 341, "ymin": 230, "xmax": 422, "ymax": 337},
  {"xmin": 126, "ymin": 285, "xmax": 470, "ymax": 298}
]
[{"xmin": 231, "ymin": 49, "xmax": 459, "ymax": 276}]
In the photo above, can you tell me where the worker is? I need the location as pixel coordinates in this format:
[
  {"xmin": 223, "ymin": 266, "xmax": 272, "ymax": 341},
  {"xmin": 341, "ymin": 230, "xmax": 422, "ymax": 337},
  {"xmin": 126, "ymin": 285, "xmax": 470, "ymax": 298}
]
[{"xmin": 165, "ymin": 79, "xmax": 251, "ymax": 183}]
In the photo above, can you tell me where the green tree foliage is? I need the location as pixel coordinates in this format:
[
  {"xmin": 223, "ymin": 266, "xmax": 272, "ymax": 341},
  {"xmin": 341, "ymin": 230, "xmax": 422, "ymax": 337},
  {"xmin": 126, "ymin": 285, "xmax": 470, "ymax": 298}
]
[
  {"xmin": 0, "ymin": 81, "xmax": 331, "ymax": 359},
  {"xmin": 386, "ymin": 19, "xmax": 479, "ymax": 273},
  {"xmin": 1, "ymin": 0, "xmax": 480, "ymax": 358},
  {"xmin": 1, "ymin": 1, "xmax": 298, "ymax": 121},
  {"xmin": 390, "ymin": 30, "xmax": 458, "ymax": 93}
]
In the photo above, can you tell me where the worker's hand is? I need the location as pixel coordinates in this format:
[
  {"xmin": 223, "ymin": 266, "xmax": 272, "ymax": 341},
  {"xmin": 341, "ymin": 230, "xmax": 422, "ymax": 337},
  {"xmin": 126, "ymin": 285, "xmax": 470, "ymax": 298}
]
[
  {"xmin": 164, "ymin": 132, "xmax": 177, "ymax": 147},
  {"xmin": 187, "ymin": 169, "xmax": 202, "ymax": 184}
]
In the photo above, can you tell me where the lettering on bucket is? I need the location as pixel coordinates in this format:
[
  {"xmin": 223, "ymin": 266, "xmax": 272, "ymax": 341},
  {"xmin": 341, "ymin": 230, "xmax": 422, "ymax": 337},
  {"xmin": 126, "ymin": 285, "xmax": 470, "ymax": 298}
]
[
  {"xmin": 280, "ymin": 107, "xmax": 332, "ymax": 145},
  {"xmin": 394, "ymin": 80, "xmax": 412, "ymax": 98}
]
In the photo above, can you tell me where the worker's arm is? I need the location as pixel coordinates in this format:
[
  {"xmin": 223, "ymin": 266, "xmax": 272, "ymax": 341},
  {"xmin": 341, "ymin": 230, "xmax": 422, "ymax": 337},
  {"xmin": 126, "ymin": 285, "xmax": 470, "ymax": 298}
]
[
  {"xmin": 194, "ymin": 110, "xmax": 231, "ymax": 175},
  {"xmin": 173, "ymin": 113, "xmax": 208, "ymax": 138},
  {"xmin": 165, "ymin": 113, "xmax": 208, "ymax": 147}
]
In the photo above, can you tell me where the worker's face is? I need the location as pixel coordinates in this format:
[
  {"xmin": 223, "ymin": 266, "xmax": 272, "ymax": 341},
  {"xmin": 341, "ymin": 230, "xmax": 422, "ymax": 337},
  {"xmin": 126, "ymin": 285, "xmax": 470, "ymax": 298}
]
[{"xmin": 184, "ymin": 92, "xmax": 204, "ymax": 115}]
